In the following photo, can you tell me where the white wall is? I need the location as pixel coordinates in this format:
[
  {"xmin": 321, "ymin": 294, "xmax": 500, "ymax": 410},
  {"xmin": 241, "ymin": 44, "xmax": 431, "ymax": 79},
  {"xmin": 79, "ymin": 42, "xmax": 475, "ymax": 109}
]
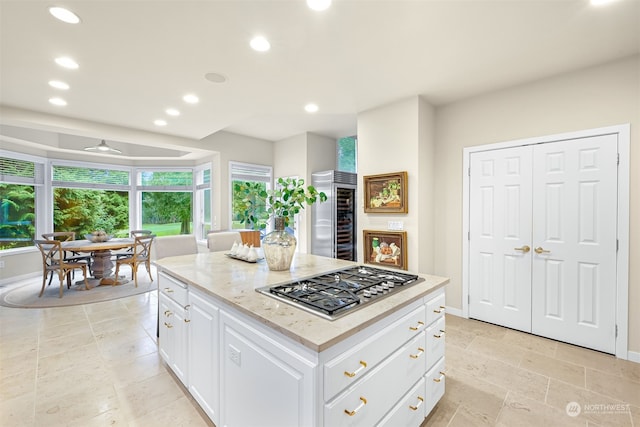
[
  {"xmin": 433, "ymin": 55, "xmax": 640, "ymax": 353},
  {"xmin": 358, "ymin": 96, "xmax": 435, "ymax": 273}
]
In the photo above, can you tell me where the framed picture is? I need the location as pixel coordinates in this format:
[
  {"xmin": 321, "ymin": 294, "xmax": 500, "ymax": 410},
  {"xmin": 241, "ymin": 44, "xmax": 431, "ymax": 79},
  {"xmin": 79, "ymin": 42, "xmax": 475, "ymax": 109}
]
[
  {"xmin": 363, "ymin": 171, "xmax": 408, "ymax": 213},
  {"xmin": 363, "ymin": 230, "xmax": 408, "ymax": 270}
]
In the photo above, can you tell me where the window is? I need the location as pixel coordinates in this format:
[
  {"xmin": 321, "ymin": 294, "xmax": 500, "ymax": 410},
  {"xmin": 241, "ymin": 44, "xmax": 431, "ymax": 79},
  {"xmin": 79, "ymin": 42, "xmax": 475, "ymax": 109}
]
[
  {"xmin": 0, "ymin": 156, "xmax": 43, "ymax": 250},
  {"xmin": 230, "ymin": 162, "xmax": 272, "ymax": 230},
  {"xmin": 52, "ymin": 163, "xmax": 130, "ymax": 237},
  {"xmin": 137, "ymin": 170, "xmax": 194, "ymax": 236},
  {"xmin": 195, "ymin": 165, "xmax": 212, "ymax": 240},
  {"xmin": 337, "ymin": 136, "xmax": 357, "ymax": 173}
]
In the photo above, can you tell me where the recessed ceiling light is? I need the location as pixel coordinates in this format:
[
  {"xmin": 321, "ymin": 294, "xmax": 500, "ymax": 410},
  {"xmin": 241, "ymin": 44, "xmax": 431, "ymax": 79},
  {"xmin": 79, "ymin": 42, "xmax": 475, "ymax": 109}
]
[
  {"xmin": 307, "ymin": 0, "xmax": 332, "ymax": 11},
  {"xmin": 55, "ymin": 56, "xmax": 79, "ymax": 69},
  {"xmin": 154, "ymin": 119, "xmax": 168, "ymax": 126},
  {"xmin": 49, "ymin": 97, "xmax": 67, "ymax": 106},
  {"xmin": 49, "ymin": 7, "xmax": 80, "ymax": 24},
  {"xmin": 305, "ymin": 103, "xmax": 319, "ymax": 113},
  {"xmin": 183, "ymin": 94, "xmax": 199, "ymax": 104},
  {"xmin": 48, "ymin": 80, "xmax": 69, "ymax": 90},
  {"xmin": 205, "ymin": 72, "xmax": 227, "ymax": 83},
  {"xmin": 250, "ymin": 36, "xmax": 271, "ymax": 52},
  {"xmin": 165, "ymin": 108, "xmax": 180, "ymax": 116}
]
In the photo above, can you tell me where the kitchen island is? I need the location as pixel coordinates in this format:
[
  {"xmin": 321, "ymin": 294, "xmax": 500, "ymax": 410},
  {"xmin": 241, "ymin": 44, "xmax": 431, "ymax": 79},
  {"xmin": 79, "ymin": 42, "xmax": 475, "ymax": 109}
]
[{"xmin": 155, "ymin": 252, "xmax": 448, "ymax": 427}]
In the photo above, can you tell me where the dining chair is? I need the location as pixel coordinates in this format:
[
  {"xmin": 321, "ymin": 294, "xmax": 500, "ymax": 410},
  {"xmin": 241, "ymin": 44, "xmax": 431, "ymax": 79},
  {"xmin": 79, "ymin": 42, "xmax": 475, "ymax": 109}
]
[
  {"xmin": 207, "ymin": 230, "xmax": 242, "ymax": 252},
  {"xmin": 114, "ymin": 234, "xmax": 155, "ymax": 287},
  {"xmin": 113, "ymin": 229, "xmax": 153, "ymax": 261},
  {"xmin": 34, "ymin": 239, "xmax": 90, "ymax": 298},
  {"xmin": 42, "ymin": 231, "xmax": 92, "ymax": 282}
]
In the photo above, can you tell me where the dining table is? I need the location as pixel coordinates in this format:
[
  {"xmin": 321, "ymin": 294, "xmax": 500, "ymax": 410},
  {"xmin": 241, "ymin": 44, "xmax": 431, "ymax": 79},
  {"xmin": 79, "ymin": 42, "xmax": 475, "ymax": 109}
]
[{"xmin": 61, "ymin": 238, "xmax": 135, "ymax": 285}]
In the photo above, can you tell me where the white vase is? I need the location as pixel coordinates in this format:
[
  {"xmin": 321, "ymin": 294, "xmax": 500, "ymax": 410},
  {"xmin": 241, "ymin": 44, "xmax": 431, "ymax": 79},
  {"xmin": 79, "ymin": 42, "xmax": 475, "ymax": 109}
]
[{"xmin": 262, "ymin": 217, "xmax": 296, "ymax": 271}]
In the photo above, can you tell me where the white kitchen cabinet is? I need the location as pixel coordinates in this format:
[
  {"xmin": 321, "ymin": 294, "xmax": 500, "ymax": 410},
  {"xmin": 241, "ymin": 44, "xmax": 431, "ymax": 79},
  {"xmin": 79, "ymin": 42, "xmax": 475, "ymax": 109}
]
[
  {"xmin": 158, "ymin": 278, "xmax": 189, "ymax": 386},
  {"xmin": 376, "ymin": 377, "xmax": 426, "ymax": 427},
  {"xmin": 219, "ymin": 309, "xmax": 316, "ymax": 427},
  {"xmin": 188, "ymin": 287, "xmax": 220, "ymax": 425}
]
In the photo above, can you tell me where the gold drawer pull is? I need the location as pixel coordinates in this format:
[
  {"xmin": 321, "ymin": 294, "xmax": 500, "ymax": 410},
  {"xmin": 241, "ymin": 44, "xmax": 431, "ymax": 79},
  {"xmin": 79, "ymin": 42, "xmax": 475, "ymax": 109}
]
[
  {"xmin": 184, "ymin": 318, "xmax": 190, "ymax": 323},
  {"xmin": 344, "ymin": 396, "xmax": 367, "ymax": 416},
  {"xmin": 409, "ymin": 396, "xmax": 424, "ymax": 411},
  {"xmin": 434, "ymin": 329, "xmax": 445, "ymax": 338},
  {"xmin": 433, "ymin": 305, "xmax": 446, "ymax": 314},
  {"xmin": 164, "ymin": 322, "xmax": 173, "ymax": 329},
  {"xmin": 409, "ymin": 321, "xmax": 425, "ymax": 331},
  {"xmin": 409, "ymin": 347, "xmax": 425, "ymax": 359},
  {"xmin": 433, "ymin": 371, "xmax": 446, "ymax": 383},
  {"xmin": 164, "ymin": 287, "xmax": 174, "ymax": 293},
  {"xmin": 344, "ymin": 360, "xmax": 367, "ymax": 378},
  {"xmin": 164, "ymin": 310, "xmax": 170, "ymax": 316}
]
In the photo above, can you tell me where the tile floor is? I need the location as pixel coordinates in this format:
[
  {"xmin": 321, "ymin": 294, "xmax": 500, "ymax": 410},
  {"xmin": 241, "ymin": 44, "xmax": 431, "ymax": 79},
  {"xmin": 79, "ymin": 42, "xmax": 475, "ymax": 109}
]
[{"xmin": 1, "ymin": 274, "xmax": 638, "ymax": 426}]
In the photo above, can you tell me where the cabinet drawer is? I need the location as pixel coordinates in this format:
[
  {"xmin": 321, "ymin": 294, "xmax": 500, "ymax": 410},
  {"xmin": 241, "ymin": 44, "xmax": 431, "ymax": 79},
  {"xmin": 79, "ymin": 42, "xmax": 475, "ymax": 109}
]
[
  {"xmin": 324, "ymin": 304, "xmax": 426, "ymax": 401},
  {"xmin": 424, "ymin": 357, "xmax": 445, "ymax": 417},
  {"xmin": 159, "ymin": 272, "xmax": 188, "ymax": 306},
  {"xmin": 425, "ymin": 316, "xmax": 445, "ymax": 371},
  {"xmin": 425, "ymin": 288, "xmax": 445, "ymax": 326},
  {"xmin": 324, "ymin": 332, "xmax": 426, "ymax": 427},
  {"xmin": 376, "ymin": 378, "xmax": 426, "ymax": 427}
]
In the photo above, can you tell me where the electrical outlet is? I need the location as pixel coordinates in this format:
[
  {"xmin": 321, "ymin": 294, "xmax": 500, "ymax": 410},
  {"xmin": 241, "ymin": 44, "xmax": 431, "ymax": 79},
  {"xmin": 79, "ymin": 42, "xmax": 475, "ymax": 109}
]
[
  {"xmin": 0, "ymin": 260, "xmax": 5, "ymax": 268},
  {"xmin": 228, "ymin": 344, "xmax": 241, "ymax": 366}
]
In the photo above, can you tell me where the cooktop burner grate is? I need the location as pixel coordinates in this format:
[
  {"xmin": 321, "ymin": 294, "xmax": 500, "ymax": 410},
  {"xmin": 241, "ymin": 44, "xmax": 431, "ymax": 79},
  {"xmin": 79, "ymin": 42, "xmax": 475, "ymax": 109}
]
[{"xmin": 260, "ymin": 265, "xmax": 422, "ymax": 320}]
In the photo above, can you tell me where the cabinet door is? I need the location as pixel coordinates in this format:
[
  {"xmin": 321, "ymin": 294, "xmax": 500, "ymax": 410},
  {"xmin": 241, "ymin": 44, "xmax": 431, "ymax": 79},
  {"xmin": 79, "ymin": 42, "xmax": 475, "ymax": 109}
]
[
  {"xmin": 188, "ymin": 289, "xmax": 220, "ymax": 425},
  {"xmin": 220, "ymin": 310, "xmax": 315, "ymax": 427},
  {"xmin": 158, "ymin": 293, "xmax": 173, "ymax": 364},
  {"xmin": 170, "ymin": 300, "xmax": 189, "ymax": 386}
]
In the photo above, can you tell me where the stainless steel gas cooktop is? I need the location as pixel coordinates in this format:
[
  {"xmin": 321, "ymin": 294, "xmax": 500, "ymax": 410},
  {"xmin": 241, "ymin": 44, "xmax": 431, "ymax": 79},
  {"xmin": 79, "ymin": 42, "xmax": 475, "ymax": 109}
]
[{"xmin": 256, "ymin": 265, "xmax": 423, "ymax": 320}]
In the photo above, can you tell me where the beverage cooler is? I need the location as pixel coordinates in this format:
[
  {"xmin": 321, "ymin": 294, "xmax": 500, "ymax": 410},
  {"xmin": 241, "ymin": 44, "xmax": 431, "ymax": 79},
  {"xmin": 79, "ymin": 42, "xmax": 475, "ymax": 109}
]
[{"xmin": 311, "ymin": 170, "xmax": 357, "ymax": 261}]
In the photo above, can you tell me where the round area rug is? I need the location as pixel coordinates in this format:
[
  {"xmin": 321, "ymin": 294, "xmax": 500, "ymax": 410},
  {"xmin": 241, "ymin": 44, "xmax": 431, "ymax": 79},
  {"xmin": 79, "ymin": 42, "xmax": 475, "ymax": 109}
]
[{"xmin": 0, "ymin": 273, "xmax": 156, "ymax": 309}]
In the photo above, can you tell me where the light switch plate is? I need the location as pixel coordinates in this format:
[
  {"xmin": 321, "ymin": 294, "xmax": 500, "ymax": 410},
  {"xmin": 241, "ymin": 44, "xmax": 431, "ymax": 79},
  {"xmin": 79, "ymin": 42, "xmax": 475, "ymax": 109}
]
[{"xmin": 387, "ymin": 221, "xmax": 403, "ymax": 230}]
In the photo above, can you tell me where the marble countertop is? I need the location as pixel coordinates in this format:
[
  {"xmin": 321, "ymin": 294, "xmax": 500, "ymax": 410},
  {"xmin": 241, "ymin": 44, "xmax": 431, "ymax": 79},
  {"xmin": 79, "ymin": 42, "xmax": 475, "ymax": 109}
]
[{"xmin": 154, "ymin": 252, "xmax": 449, "ymax": 352}]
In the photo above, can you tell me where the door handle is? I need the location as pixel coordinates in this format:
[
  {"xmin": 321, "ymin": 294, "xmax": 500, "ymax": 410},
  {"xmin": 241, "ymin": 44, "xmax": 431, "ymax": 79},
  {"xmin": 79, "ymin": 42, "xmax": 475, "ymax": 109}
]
[
  {"xmin": 514, "ymin": 245, "xmax": 530, "ymax": 253},
  {"xmin": 534, "ymin": 247, "xmax": 550, "ymax": 254}
]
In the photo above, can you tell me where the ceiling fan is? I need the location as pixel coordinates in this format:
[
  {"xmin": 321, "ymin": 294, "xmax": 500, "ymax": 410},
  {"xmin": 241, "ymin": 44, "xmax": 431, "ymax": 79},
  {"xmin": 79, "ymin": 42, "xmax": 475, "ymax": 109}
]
[{"xmin": 84, "ymin": 139, "xmax": 122, "ymax": 154}]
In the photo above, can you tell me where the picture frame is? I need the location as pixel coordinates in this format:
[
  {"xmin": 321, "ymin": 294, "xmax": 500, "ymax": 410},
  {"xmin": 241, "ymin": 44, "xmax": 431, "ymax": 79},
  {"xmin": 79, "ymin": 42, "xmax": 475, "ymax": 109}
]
[
  {"xmin": 363, "ymin": 171, "xmax": 408, "ymax": 213},
  {"xmin": 362, "ymin": 230, "xmax": 408, "ymax": 270}
]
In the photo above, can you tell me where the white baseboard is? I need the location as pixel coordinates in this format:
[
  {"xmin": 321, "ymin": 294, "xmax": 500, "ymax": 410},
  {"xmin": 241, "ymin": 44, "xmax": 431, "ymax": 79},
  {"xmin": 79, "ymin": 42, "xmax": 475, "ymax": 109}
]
[
  {"xmin": 627, "ymin": 351, "xmax": 640, "ymax": 364},
  {"xmin": 445, "ymin": 306, "xmax": 463, "ymax": 317}
]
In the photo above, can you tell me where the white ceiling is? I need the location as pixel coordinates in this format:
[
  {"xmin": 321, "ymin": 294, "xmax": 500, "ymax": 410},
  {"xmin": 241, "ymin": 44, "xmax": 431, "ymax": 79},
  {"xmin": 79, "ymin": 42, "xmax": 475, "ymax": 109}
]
[{"xmin": 1, "ymin": 0, "xmax": 638, "ymax": 159}]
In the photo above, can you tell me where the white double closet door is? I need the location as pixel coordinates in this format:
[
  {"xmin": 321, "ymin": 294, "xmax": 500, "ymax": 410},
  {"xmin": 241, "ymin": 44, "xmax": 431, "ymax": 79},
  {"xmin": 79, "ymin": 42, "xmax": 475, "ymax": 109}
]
[{"xmin": 469, "ymin": 134, "xmax": 618, "ymax": 354}]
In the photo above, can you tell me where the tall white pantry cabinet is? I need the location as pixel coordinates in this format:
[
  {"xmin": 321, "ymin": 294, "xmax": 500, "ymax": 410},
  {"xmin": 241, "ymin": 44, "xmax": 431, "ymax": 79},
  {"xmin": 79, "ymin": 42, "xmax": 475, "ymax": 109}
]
[{"xmin": 158, "ymin": 271, "xmax": 446, "ymax": 426}]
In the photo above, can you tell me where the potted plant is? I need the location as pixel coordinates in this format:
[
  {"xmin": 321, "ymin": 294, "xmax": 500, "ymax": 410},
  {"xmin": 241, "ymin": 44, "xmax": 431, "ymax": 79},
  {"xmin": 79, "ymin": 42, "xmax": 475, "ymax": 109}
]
[{"xmin": 238, "ymin": 177, "xmax": 326, "ymax": 270}]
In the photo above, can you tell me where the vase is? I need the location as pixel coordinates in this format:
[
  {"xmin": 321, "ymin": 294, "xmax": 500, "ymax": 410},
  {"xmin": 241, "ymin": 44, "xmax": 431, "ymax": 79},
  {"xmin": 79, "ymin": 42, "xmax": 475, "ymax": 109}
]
[{"xmin": 262, "ymin": 217, "xmax": 296, "ymax": 271}]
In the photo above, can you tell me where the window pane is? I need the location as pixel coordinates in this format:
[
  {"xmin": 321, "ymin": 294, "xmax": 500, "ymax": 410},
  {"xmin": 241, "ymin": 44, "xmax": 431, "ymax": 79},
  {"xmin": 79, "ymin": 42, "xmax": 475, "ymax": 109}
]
[
  {"xmin": 231, "ymin": 180, "xmax": 268, "ymax": 230},
  {"xmin": 139, "ymin": 171, "xmax": 192, "ymax": 186},
  {"xmin": 141, "ymin": 191, "xmax": 192, "ymax": 235},
  {"xmin": 0, "ymin": 183, "xmax": 35, "ymax": 250},
  {"xmin": 337, "ymin": 136, "xmax": 357, "ymax": 173},
  {"xmin": 53, "ymin": 165, "xmax": 129, "ymax": 185},
  {"xmin": 53, "ymin": 188, "xmax": 129, "ymax": 237}
]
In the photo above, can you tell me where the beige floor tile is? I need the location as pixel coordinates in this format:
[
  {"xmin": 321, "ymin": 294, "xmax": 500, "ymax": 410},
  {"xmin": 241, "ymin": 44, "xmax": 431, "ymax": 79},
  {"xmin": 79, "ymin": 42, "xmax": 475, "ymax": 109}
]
[
  {"xmin": 617, "ymin": 358, "xmax": 640, "ymax": 384},
  {"xmin": 0, "ymin": 368, "xmax": 36, "ymax": 401},
  {"xmin": 466, "ymin": 335, "xmax": 527, "ymax": 367},
  {"xmin": 0, "ymin": 391, "xmax": 35, "ymax": 427},
  {"xmin": 480, "ymin": 358, "xmax": 549, "ymax": 402},
  {"xmin": 445, "ymin": 342, "xmax": 490, "ymax": 377},
  {"xmin": 447, "ymin": 317, "xmax": 508, "ymax": 341},
  {"xmin": 520, "ymin": 350, "xmax": 586, "ymax": 387},
  {"xmin": 442, "ymin": 368, "xmax": 507, "ymax": 422},
  {"xmin": 66, "ymin": 408, "xmax": 128, "ymax": 427},
  {"xmin": 36, "ymin": 342, "xmax": 102, "ymax": 378},
  {"xmin": 106, "ymin": 351, "xmax": 166, "ymax": 389},
  {"xmin": 501, "ymin": 329, "xmax": 557, "ymax": 357},
  {"xmin": 36, "ymin": 359, "xmax": 112, "ymax": 398},
  {"xmin": 89, "ymin": 313, "xmax": 140, "ymax": 335},
  {"xmin": 586, "ymin": 368, "xmax": 640, "ymax": 407},
  {"xmin": 97, "ymin": 334, "xmax": 158, "ymax": 363},
  {"xmin": 630, "ymin": 404, "xmax": 640, "ymax": 426},
  {"xmin": 0, "ymin": 347, "xmax": 38, "ymax": 378},
  {"xmin": 0, "ymin": 334, "xmax": 38, "ymax": 361},
  {"xmin": 444, "ymin": 326, "xmax": 477, "ymax": 349},
  {"xmin": 37, "ymin": 328, "xmax": 97, "ymax": 358},
  {"xmin": 421, "ymin": 397, "xmax": 460, "ymax": 427},
  {"xmin": 555, "ymin": 341, "xmax": 620, "ymax": 376},
  {"xmin": 128, "ymin": 395, "xmax": 213, "ymax": 427},
  {"xmin": 496, "ymin": 392, "xmax": 584, "ymax": 427},
  {"xmin": 449, "ymin": 404, "xmax": 498, "ymax": 427},
  {"xmin": 116, "ymin": 370, "xmax": 187, "ymax": 419},
  {"xmin": 546, "ymin": 378, "xmax": 632, "ymax": 427}
]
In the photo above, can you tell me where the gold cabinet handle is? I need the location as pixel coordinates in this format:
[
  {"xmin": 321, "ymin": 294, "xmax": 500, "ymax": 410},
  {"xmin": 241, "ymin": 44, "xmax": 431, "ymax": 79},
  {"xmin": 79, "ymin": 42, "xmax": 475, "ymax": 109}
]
[
  {"xmin": 184, "ymin": 318, "xmax": 190, "ymax": 323},
  {"xmin": 344, "ymin": 360, "xmax": 367, "ymax": 378},
  {"xmin": 535, "ymin": 247, "xmax": 550, "ymax": 254},
  {"xmin": 184, "ymin": 304, "xmax": 190, "ymax": 311},
  {"xmin": 409, "ymin": 347, "xmax": 425, "ymax": 359},
  {"xmin": 344, "ymin": 396, "xmax": 367, "ymax": 416},
  {"xmin": 163, "ymin": 310, "xmax": 170, "ymax": 316},
  {"xmin": 164, "ymin": 287, "xmax": 174, "ymax": 293},
  {"xmin": 409, "ymin": 321, "xmax": 425, "ymax": 331},
  {"xmin": 433, "ymin": 371, "xmax": 446, "ymax": 383},
  {"xmin": 409, "ymin": 396, "xmax": 424, "ymax": 411},
  {"xmin": 514, "ymin": 245, "xmax": 530, "ymax": 253},
  {"xmin": 433, "ymin": 305, "xmax": 446, "ymax": 314},
  {"xmin": 164, "ymin": 322, "xmax": 173, "ymax": 329},
  {"xmin": 434, "ymin": 329, "xmax": 446, "ymax": 338}
]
